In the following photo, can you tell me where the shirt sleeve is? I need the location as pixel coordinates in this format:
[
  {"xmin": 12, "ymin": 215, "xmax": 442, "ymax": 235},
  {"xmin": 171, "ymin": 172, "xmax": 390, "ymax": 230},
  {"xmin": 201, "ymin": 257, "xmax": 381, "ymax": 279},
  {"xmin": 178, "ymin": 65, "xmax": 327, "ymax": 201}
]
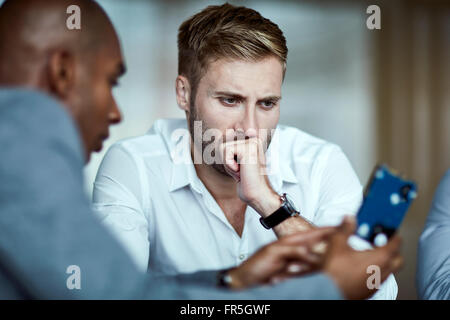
[
  {"xmin": 314, "ymin": 145, "xmax": 363, "ymax": 226},
  {"xmin": 92, "ymin": 143, "xmax": 151, "ymax": 273},
  {"xmin": 174, "ymin": 272, "xmax": 343, "ymax": 300},
  {"xmin": 417, "ymin": 170, "xmax": 450, "ymax": 300}
]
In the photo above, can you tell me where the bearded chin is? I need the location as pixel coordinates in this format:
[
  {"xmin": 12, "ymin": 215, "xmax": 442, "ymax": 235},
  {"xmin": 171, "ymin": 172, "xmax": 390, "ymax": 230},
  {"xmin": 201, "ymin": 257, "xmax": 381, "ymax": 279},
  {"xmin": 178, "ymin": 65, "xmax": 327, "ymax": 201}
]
[
  {"xmin": 191, "ymin": 118, "xmax": 231, "ymax": 177},
  {"xmin": 210, "ymin": 156, "xmax": 230, "ymax": 177}
]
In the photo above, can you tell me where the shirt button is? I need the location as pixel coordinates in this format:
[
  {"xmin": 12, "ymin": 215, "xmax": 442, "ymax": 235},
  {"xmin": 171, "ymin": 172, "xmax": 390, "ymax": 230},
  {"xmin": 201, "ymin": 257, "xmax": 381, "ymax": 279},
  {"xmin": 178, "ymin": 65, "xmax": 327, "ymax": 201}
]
[{"xmin": 239, "ymin": 254, "xmax": 246, "ymax": 260}]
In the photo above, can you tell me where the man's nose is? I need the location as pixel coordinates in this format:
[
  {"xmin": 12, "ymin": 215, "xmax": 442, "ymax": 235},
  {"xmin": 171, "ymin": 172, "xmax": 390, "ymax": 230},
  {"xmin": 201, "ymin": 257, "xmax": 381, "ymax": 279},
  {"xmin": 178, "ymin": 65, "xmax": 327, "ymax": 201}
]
[
  {"xmin": 237, "ymin": 106, "xmax": 258, "ymax": 138},
  {"xmin": 109, "ymin": 100, "xmax": 122, "ymax": 125}
]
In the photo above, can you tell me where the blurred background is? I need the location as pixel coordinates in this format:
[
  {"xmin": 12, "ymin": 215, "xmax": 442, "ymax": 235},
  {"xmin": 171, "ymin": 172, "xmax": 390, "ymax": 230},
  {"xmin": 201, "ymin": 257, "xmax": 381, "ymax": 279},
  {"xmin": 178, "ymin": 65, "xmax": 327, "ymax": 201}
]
[{"xmin": 79, "ymin": 0, "xmax": 449, "ymax": 299}]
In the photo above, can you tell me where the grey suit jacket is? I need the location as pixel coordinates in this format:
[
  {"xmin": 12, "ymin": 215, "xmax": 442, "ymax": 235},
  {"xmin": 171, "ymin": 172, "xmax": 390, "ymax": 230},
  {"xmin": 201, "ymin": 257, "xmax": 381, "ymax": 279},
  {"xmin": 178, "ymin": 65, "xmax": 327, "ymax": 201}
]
[
  {"xmin": 0, "ymin": 88, "xmax": 342, "ymax": 299},
  {"xmin": 417, "ymin": 169, "xmax": 450, "ymax": 299}
]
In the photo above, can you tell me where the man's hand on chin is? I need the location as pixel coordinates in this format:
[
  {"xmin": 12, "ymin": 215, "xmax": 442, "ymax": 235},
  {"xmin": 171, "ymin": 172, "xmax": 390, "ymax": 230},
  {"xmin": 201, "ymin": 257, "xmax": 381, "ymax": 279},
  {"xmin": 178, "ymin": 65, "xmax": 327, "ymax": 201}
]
[{"xmin": 219, "ymin": 132, "xmax": 315, "ymax": 237}]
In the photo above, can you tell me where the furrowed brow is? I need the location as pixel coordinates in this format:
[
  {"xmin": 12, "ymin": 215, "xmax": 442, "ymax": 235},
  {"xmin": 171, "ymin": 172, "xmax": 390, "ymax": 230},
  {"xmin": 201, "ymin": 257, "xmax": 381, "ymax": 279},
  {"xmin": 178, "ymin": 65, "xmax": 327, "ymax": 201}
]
[
  {"xmin": 213, "ymin": 91, "xmax": 246, "ymax": 100},
  {"xmin": 259, "ymin": 95, "xmax": 281, "ymax": 102}
]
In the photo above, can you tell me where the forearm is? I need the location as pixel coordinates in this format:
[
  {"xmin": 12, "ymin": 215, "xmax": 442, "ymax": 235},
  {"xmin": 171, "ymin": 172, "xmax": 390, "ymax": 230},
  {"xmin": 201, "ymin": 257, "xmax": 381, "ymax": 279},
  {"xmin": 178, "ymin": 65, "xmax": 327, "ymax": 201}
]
[
  {"xmin": 250, "ymin": 189, "xmax": 315, "ymax": 238},
  {"xmin": 174, "ymin": 272, "xmax": 343, "ymax": 300},
  {"xmin": 154, "ymin": 270, "xmax": 220, "ymax": 288},
  {"xmin": 273, "ymin": 216, "xmax": 315, "ymax": 238}
]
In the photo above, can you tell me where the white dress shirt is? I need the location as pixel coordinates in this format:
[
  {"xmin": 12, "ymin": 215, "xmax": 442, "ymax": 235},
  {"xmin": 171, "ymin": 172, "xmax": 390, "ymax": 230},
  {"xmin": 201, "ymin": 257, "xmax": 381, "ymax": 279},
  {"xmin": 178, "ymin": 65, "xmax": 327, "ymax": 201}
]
[{"xmin": 92, "ymin": 118, "xmax": 397, "ymax": 299}]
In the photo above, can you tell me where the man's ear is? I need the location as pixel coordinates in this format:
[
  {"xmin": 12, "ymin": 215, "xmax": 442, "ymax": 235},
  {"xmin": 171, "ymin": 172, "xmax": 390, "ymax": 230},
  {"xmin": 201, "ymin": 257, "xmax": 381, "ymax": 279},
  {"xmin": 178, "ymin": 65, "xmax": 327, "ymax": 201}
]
[
  {"xmin": 47, "ymin": 50, "xmax": 76, "ymax": 99},
  {"xmin": 175, "ymin": 75, "xmax": 191, "ymax": 113}
]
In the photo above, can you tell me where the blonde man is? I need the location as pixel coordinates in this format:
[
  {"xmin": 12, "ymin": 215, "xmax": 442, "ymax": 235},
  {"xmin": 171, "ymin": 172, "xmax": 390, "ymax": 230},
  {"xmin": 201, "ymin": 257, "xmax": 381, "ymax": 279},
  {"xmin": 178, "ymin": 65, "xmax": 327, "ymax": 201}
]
[{"xmin": 93, "ymin": 3, "xmax": 398, "ymax": 299}]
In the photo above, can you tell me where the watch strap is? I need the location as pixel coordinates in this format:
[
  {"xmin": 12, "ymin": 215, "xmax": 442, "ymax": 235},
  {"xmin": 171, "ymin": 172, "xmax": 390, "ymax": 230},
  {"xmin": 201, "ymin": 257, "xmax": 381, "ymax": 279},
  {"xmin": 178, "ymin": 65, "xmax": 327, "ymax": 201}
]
[
  {"xmin": 260, "ymin": 193, "xmax": 301, "ymax": 229},
  {"xmin": 260, "ymin": 205, "xmax": 292, "ymax": 229}
]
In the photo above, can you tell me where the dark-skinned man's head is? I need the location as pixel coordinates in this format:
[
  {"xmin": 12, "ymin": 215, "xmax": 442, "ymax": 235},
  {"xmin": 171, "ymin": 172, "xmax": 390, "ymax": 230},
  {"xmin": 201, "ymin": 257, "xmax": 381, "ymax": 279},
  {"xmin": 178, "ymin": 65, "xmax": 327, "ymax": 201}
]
[{"xmin": 0, "ymin": 0, "xmax": 125, "ymax": 162}]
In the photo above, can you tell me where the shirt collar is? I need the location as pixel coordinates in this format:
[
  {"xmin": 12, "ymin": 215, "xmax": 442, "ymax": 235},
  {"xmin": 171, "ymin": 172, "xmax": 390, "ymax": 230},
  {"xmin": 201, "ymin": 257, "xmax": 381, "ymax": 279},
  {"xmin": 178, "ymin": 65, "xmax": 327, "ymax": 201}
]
[
  {"xmin": 169, "ymin": 157, "xmax": 203, "ymax": 194},
  {"xmin": 165, "ymin": 121, "xmax": 203, "ymax": 193},
  {"xmin": 265, "ymin": 127, "xmax": 298, "ymax": 193}
]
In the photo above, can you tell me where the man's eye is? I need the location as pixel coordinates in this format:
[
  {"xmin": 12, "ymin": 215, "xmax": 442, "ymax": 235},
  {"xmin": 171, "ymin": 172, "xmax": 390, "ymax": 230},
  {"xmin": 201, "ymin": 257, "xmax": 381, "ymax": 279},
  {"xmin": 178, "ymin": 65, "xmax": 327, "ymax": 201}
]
[
  {"xmin": 260, "ymin": 101, "xmax": 275, "ymax": 109},
  {"xmin": 220, "ymin": 97, "xmax": 238, "ymax": 106}
]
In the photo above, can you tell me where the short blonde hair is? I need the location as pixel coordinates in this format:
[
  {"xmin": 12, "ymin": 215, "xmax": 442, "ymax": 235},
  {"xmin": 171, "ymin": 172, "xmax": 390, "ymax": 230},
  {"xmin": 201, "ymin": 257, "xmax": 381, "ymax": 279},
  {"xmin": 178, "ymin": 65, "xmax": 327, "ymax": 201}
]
[{"xmin": 177, "ymin": 3, "xmax": 287, "ymax": 98}]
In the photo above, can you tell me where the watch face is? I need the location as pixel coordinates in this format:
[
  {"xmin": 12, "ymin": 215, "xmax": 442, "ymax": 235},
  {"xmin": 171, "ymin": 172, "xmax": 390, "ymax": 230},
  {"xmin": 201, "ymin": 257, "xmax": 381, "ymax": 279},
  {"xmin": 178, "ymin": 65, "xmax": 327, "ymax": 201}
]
[{"xmin": 284, "ymin": 193, "xmax": 299, "ymax": 213}]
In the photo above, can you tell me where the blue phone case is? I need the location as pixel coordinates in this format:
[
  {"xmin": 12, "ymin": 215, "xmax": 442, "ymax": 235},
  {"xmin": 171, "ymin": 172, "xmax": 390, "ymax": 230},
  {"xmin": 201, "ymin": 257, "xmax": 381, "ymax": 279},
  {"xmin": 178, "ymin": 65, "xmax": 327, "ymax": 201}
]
[{"xmin": 356, "ymin": 164, "xmax": 417, "ymax": 245}]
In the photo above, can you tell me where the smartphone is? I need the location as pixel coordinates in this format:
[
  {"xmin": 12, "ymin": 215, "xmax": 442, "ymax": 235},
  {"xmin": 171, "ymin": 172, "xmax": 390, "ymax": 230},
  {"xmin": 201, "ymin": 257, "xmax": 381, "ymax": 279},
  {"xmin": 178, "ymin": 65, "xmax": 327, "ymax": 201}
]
[{"xmin": 355, "ymin": 164, "xmax": 417, "ymax": 246}]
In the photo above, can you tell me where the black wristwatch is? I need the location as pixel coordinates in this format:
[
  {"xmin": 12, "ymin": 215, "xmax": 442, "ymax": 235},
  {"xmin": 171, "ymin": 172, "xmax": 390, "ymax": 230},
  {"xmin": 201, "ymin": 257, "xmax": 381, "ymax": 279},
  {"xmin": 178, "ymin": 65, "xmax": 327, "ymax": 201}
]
[{"xmin": 259, "ymin": 193, "xmax": 300, "ymax": 229}]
